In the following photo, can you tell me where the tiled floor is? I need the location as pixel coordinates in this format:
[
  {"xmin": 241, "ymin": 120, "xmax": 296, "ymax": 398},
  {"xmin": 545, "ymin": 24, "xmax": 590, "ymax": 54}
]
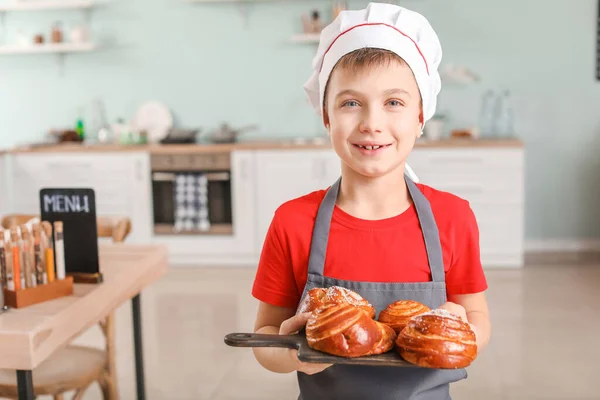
[{"xmin": 40, "ymin": 262, "xmax": 600, "ymax": 399}]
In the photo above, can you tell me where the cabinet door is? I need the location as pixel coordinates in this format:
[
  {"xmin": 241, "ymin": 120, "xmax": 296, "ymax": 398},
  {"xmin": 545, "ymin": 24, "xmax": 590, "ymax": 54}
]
[
  {"xmin": 407, "ymin": 147, "xmax": 525, "ymax": 267},
  {"xmin": 0, "ymin": 155, "xmax": 6, "ymax": 215},
  {"xmin": 9, "ymin": 152, "xmax": 153, "ymax": 243},
  {"xmin": 254, "ymin": 149, "xmax": 340, "ymax": 252}
]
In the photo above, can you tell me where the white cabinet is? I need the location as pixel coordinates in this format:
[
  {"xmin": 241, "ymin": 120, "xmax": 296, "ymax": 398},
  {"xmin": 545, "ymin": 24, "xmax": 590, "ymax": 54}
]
[
  {"xmin": 407, "ymin": 147, "xmax": 524, "ymax": 268},
  {"xmin": 0, "ymin": 154, "xmax": 6, "ymax": 215},
  {"xmin": 253, "ymin": 146, "xmax": 524, "ymax": 268},
  {"xmin": 7, "ymin": 152, "xmax": 153, "ymax": 243},
  {"xmin": 254, "ymin": 149, "xmax": 340, "ymax": 251},
  {"xmin": 2, "ymin": 144, "xmax": 524, "ymax": 268},
  {"xmin": 153, "ymin": 150, "xmax": 257, "ymax": 265}
]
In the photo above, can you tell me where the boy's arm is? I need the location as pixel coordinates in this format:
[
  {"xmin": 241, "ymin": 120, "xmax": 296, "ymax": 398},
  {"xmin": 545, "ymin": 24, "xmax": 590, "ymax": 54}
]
[
  {"xmin": 440, "ymin": 199, "xmax": 491, "ymax": 352},
  {"xmin": 253, "ymin": 302, "xmax": 296, "ymax": 373},
  {"xmin": 253, "ymin": 301, "xmax": 332, "ymax": 375},
  {"xmin": 440, "ymin": 292, "xmax": 491, "ymax": 352},
  {"xmin": 251, "ymin": 208, "xmax": 331, "ymax": 375}
]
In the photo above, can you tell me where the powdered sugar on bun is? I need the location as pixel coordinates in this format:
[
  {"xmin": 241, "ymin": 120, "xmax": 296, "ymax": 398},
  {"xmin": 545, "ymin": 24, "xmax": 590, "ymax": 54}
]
[
  {"xmin": 326, "ymin": 286, "xmax": 364, "ymax": 306},
  {"xmin": 420, "ymin": 308, "xmax": 460, "ymax": 319},
  {"xmin": 298, "ymin": 286, "xmax": 376, "ymax": 319},
  {"xmin": 396, "ymin": 307, "xmax": 477, "ymax": 369}
]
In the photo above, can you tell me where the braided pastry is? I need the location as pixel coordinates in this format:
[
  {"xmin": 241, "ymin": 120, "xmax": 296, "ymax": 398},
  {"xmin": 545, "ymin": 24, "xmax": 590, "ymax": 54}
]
[
  {"xmin": 306, "ymin": 303, "xmax": 396, "ymax": 357},
  {"xmin": 396, "ymin": 309, "xmax": 477, "ymax": 369},
  {"xmin": 378, "ymin": 300, "xmax": 430, "ymax": 333},
  {"xmin": 298, "ymin": 286, "xmax": 376, "ymax": 319}
]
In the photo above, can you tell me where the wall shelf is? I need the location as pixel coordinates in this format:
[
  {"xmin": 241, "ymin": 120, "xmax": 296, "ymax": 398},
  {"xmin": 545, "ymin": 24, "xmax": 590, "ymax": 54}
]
[
  {"xmin": 0, "ymin": 42, "xmax": 95, "ymax": 55},
  {"xmin": 0, "ymin": 0, "xmax": 93, "ymax": 11},
  {"xmin": 290, "ymin": 33, "xmax": 320, "ymax": 44},
  {"xmin": 184, "ymin": 0, "xmax": 298, "ymax": 2}
]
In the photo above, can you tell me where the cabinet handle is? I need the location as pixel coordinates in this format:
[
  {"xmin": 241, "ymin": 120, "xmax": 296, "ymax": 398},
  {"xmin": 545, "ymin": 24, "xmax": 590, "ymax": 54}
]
[
  {"xmin": 436, "ymin": 184, "xmax": 484, "ymax": 194},
  {"xmin": 206, "ymin": 172, "xmax": 230, "ymax": 182},
  {"xmin": 46, "ymin": 162, "xmax": 91, "ymax": 169},
  {"xmin": 152, "ymin": 172, "xmax": 175, "ymax": 182},
  {"xmin": 429, "ymin": 157, "xmax": 484, "ymax": 165}
]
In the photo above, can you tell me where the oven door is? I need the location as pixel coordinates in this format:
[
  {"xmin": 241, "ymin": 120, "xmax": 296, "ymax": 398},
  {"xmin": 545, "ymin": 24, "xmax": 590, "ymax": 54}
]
[{"xmin": 151, "ymin": 171, "xmax": 233, "ymax": 235}]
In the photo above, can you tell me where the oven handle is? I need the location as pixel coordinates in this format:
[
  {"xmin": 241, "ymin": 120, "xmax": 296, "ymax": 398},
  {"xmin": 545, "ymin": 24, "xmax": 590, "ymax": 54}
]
[
  {"xmin": 152, "ymin": 172, "xmax": 176, "ymax": 182},
  {"xmin": 152, "ymin": 172, "xmax": 230, "ymax": 182},
  {"xmin": 205, "ymin": 172, "xmax": 230, "ymax": 181}
]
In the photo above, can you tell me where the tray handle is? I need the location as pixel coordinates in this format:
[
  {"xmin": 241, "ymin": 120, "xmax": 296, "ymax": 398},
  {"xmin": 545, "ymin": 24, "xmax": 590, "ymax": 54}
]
[{"xmin": 224, "ymin": 333, "xmax": 301, "ymax": 349}]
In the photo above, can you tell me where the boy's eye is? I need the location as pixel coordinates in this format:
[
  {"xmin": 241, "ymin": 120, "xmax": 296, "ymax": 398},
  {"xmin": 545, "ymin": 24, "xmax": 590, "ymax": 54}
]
[
  {"xmin": 341, "ymin": 100, "xmax": 359, "ymax": 107},
  {"xmin": 387, "ymin": 100, "xmax": 404, "ymax": 107}
]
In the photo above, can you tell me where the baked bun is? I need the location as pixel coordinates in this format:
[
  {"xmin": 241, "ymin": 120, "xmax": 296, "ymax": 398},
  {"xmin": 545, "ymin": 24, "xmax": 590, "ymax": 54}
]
[
  {"xmin": 298, "ymin": 286, "xmax": 376, "ymax": 319},
  {"xmin": 378, "ymin": 300, "xmax": 431, "ymax": 333},
  {"xmin": 396, "ymin": 309, "xmax": 477, "ymax": 369},
  {"xmin": 306, "ymin": 303, "xmax": 396, "ymax": 357}
]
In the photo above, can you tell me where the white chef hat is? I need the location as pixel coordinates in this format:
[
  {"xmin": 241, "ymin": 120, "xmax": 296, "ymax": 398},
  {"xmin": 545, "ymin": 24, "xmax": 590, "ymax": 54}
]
[{"xmin": 303, "ymin": 2, "xmax": 443, "ymax": 126}]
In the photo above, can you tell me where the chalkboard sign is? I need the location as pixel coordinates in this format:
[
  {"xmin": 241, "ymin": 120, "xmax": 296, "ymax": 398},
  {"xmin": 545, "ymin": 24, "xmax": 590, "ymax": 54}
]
[{"xmin": 39, "ymin": 188, "xmax": 101, "ymax": 282}]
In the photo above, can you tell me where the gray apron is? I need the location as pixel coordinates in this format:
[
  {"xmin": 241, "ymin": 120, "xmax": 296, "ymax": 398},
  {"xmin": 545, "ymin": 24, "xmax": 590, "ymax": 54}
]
[{"xmin": 296, "ymin": 175, "xmax": 467, "ymax": 400}]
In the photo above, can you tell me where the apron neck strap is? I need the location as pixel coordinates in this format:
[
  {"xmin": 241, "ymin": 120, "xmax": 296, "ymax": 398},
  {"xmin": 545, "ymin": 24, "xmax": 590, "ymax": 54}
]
[
  {"xmin": 307, "ymin": 177, "xmax": 340, "ymax": 277},
  {"xmin": 404, "ymin": 175, "xmax": 445, "ymax": 282},
  {"xmin": 307, "ymin": 175, "xmax": 445, "ymax": 283}
]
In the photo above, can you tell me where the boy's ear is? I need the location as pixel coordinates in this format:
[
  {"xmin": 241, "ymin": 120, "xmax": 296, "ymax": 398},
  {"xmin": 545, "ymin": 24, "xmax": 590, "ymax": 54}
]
[
  {"xmin": 417, "ymin": 109, "xmax": 424, "ymax": 137},
  {"xmin": 323, "ymin": 108, "xmax": 331, "ymax": 131}
]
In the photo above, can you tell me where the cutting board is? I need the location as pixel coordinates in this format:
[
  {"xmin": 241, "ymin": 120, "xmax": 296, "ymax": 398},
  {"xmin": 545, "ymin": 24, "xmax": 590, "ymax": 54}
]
[{"xmin": 224, "ymin": 332, "xmax": 417, "ymax": 367}]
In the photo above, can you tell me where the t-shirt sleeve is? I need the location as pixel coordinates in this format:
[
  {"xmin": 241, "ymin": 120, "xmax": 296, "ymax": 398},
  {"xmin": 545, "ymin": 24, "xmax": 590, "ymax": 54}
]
[
  {"xmin": 445, "ymin": 201, "xmax": 488, "ymax": 295},
  {"xmin": 251, "ymin": 210, "xmax": 300, "ymax": 309}
]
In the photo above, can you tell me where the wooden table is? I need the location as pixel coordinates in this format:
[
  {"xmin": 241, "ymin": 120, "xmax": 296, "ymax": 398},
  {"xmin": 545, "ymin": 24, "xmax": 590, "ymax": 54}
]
[{"xmin": 0, "ymin": 243, "xmax": 168, "ymax": 400}]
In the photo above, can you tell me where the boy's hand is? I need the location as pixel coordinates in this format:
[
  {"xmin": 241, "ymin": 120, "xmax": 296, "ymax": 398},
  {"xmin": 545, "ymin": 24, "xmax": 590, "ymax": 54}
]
[
  {"xmin": 438, "ymin": 302, "xmax": 467, "ymax": 322},
  {"xmin": 437, "ymin": 302, "xmax": 478, "ymax": 339},
  {"xmin": 279, "ymin": 312, "xmax": 333, "ymax": 375}
]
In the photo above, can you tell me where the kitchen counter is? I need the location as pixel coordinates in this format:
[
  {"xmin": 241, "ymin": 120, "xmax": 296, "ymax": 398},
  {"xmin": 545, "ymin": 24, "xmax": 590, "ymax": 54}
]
[
  {"xmin": 1, "ymin": 137, "xmax": 525, "ymax": 268},
  {"xmin": 6, "ymin": 137, "xmax": 524, "ymax": 154}
]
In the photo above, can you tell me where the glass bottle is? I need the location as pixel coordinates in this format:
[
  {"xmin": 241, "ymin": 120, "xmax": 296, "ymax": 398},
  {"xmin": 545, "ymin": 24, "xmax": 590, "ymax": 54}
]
[
  {"xmin": 478, "ymin": 89, "xmax": 496, "ymax": 137},
  {"xmin": 494, "ymin": 90, "xmax": 515, "ymax": 138}
]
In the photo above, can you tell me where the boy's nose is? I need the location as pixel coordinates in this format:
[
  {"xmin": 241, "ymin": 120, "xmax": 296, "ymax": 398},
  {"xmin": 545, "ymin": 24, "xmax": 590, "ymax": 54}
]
[{"xmin": 358, "ymin": 108, "xmax": 383, "ymax": 135}]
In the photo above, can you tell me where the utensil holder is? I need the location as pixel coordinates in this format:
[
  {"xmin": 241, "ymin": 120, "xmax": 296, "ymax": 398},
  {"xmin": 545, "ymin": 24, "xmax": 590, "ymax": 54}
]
[{"xmin": 2, "ymin": 276, "xmax": 74, "ymax": 308}]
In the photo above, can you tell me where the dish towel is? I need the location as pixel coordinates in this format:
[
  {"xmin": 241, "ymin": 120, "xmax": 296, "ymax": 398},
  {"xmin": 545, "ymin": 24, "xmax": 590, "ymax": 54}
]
[{"xmin": 173, "ymin": 173, "xmax": 211, "ymax": 232}]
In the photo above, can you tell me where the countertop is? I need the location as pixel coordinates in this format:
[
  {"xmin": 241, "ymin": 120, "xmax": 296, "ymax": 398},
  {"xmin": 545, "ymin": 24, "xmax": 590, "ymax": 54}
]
[
  {"xmin": 0, "ymin": 244, "xmax": 167, "ymax": 370},
  {"xmin": 5, "ymin": 137, "xmax": 524, "ymax": 155}
]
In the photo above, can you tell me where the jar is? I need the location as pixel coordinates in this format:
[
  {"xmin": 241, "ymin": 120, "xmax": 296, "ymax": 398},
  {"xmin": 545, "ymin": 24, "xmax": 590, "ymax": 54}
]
[{"xmin": 51, "ymin": 22, "xmax": 63, "ymax": 43}]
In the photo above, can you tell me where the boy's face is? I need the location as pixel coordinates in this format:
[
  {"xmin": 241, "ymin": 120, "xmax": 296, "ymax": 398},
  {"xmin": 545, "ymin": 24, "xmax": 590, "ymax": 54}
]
[{"xmin": 323, "ymin": 60, "xmax": 423, "ymax": 179}]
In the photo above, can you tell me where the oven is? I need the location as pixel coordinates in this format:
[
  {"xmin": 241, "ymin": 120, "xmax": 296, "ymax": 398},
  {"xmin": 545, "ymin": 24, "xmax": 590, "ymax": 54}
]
[{"xmin": 150, "ymin": 152, "xmax": 233, "ymax": 235}]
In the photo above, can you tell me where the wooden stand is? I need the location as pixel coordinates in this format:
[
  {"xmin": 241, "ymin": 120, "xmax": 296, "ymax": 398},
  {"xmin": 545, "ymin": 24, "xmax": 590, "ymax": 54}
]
[
  {"xmin": 3, "ymin": 276, "xmax": 74, "ymax": 308},
  {"xmin": 68, "ymin": 272, "xmax": 103, "ymax": 284}
]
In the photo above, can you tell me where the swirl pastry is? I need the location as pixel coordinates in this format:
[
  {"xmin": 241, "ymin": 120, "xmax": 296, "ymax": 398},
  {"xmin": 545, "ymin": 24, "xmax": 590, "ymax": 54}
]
[
  {"xmin": 298, "ymin": 286, "xmax": 376, "ymax": 319},
  {"xmin": 395, "ymin": 309, "xmax": 477, "ymax": 369},
  {"xmin": 306, "ymin": 303, "xmax": 396, "ymax": 357},
  {"xmin": 378, "ymin": 300, "xmax": 431, "ymax": 333}
]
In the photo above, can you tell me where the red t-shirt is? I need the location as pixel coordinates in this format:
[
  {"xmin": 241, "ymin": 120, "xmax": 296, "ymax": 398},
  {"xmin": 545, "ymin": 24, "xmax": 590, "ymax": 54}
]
[{"xmin": 252, "ymin": 183, "xmax": 488, "ymax": 309}]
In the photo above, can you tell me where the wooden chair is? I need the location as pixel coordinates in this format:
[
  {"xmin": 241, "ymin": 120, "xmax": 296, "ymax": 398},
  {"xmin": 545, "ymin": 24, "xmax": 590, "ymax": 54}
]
[{"xmin": 0, "ymin": 215, "xmax": 132, "ymax": 400}]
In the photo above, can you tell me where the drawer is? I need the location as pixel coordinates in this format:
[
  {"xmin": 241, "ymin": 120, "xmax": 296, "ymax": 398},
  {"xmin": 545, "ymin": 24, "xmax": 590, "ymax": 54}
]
[
  {"xmin": 420, "ymin": 175, "xmax": 524, "ymax": 204},
  {"xmin": 407, "ymin": 148, "xmax": 523, "ymax": 176},
  {"xmin": 471, "ymin": 204, "xmax": 524, "ymax": 254},
  {"xmin": 12, "ymin": 154, "xmax": 134, "ymax": 186}
]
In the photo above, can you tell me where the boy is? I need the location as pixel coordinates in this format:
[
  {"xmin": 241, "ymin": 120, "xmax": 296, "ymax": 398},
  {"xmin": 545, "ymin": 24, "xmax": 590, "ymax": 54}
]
[{"xmin": 251, "ymin": 3, "xmax": 491, "ymax": 399}]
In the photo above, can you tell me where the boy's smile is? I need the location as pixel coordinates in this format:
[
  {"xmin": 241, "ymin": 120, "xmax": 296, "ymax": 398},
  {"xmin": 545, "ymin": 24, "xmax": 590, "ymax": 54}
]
[
  {"xmin": 323, "ymin": 58, "xmax": 424, "ymax": 179},
  {"xmin": 352, "ymin": 142, "xmax": 392, "ymax": 156}
]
